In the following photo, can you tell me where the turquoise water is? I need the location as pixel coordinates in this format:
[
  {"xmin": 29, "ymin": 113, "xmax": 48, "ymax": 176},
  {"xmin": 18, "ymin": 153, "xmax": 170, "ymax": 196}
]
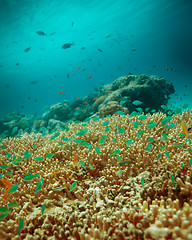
[{"xmin": 0, "ymin": 0, "xmax": 192, "ymax": 116}]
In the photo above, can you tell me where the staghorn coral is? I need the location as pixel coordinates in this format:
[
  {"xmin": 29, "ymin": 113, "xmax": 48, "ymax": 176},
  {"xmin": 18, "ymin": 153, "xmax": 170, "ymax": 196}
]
[{"xmin": 0, "ymin": 110, "xmax": 192, "ymax": 239}]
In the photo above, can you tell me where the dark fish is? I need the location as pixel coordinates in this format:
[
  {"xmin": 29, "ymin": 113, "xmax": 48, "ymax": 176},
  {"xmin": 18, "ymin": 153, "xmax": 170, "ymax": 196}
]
[
  {"xmin": 25, "ymin": 47, "xmax": 31, "ymax": 52},
  {"xmin": 16, "ymin": 63, "xmax": 19, "ymax": 66},
  {"xmin": 98, "ymin": 48, "xmax": 103, "ymax": 52},
  {"xmin": 67, "ymin": 74, "xmax": 70, "ymax": 79},
  {"xmin": 0, "ymin": 65, "xmax": 3, "ymax": 67},
  {"xmin": 30, "ymin": 80, "xmax": 38, "ymax": 85},
  {"xmin": 81, "ymin": 47, "xmax": 86, "ymax": 50},
  {"xmin": 62, "ymin": 42, "xmax": 75, "ymax": 49},
  {"xmin": 72, "ymin": 21, "xmax": 74, "ymax": 27},
  {"xmin": 93, "ymin": 87, "xmax": 98, "ymax": 92},
  {"xmin": 36, "ymin": 31, "xmax": 47, "ymax": 36},
  {"xmin": 105, "ymin": 34, "xmax": 112, "ymax": 38},
  {"xmin": 131, "ymin": 49, "xmax": 136, "ymax": 51}
]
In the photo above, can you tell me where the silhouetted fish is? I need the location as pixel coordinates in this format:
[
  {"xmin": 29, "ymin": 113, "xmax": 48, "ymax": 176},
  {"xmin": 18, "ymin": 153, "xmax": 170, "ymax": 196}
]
[
  {"xmin": 98, "ymin": 48, "xmax": 103, "ymax": 52},
  {"xmin": 36, "ymin": 31, "xmax": 47, "ymax": 36},
  {"xmin": 25, "ymin": 47, "xmax": 31, "ymax": 52},
  {"xmin": 62, "ymin": 43, "xmax": 75, "ymax": 49},
  {"xmin": 105, "ymin": 34, "xmax": 112, "ymax": 38},
  {"xmin": 67, "ymin": 74, "xmax": 70, "ymax": 79},
  {"xmin": 30, "ymin": 80, "xmax": 38, "ymax": 85}
]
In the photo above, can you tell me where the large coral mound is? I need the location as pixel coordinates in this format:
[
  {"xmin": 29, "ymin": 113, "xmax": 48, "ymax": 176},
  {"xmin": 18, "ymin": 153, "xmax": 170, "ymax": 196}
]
[{"xmin": 0, "ymin": 110, "xmax": 192, "ymax": 240}]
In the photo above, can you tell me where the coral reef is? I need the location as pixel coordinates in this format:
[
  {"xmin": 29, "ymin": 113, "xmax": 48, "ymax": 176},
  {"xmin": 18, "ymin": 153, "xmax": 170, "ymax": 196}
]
[
  {"xmin": 99, "ymin": 101, "xmax": 128, "ymax": 116},
  {"xmin": 0, "ymin": 108, "xmax": 192, "ymax": 239},
  {"xmin": 0, "ymin": 74, "xmax": 175, "ymax": 138}
]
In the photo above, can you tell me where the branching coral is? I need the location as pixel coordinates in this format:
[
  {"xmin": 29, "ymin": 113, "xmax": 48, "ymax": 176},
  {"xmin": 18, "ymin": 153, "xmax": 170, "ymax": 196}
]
[{"xmin": 0, "ymin": 110, "xmax": 192, "ymax": 239}]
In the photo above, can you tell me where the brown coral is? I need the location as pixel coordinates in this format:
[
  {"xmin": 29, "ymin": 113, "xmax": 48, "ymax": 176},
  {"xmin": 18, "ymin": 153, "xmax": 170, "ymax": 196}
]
[
  {"xmin": 0, "ymin": 110, "xmax": 192, "ymax": 239},
  {"xmin": 99, "ymin": 100, "xmax": 129, "ymax": 116}
]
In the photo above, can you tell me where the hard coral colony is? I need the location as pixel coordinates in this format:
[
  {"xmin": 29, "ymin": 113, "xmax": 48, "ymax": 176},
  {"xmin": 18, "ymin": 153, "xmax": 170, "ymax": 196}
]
[{"xmin": 0, "ymin": 110, "xmax": 192, "ymax": 239}]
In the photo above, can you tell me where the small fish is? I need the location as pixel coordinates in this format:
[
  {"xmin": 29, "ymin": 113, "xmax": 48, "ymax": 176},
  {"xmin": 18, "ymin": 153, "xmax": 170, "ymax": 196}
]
[
  {"xmin": 131, "ymin": 49, "xmax": 136, "ymax": 51},
  {"xmin": 118, "ymin": 169, "xmax": 123, "ymax": 178},
  {"xmin": 119, "ymin": 161, "xmax": 131, "ymax": 165},
  {"xmin": 53, "ymin": 187, "xmax": 65, "ymax": 191},
  {"xmin": 23, "ymin": 173, "xmax": 39, "ymax": 181},
  {"xmin": 141, "ymin": 177, "xmax": 145, "ymax": 188},
  {"xmin": 79, "ymin": 160, "xmax": 86, "ymax": 170},
  {"xmin": 132, "ymin": 100, "xmax": 143, "ymax": 106},
  {"xmin": 77, "ymin": 67, "xmax": 80, "ymax": 69},
  {"xmin": 30, "ymin": 80, "xmax": 38, "ymax": 85},
  {"xmin": 72, "ymin": 73, "xmax": 75, "ymax": 75},
  {"xmin": 105, "ymin": 34, "xmax": 112, "ymax": 38},
  {"xmin": 0, "ymin": 179, "xmax": 12, "ymax": 189},
  {"xmin": 171, "ymin": 176, "xmax": 176, "ymax": 188},
  {"xmin": 16, "ymin": 63, "xmax": 19, "ymax": 66},
  {"xmin": 2, "ymin": 193, "xmax": 10, "ymax": 203},
  {"xmin": 89, "ymin": 163, "xmax": 94, "ymax": 170},
  {"xmin": 67, "ymin": 74, "xmax": 70, "ymax": 78},
  {"xmin": 69, "ymin": 182, "xmax": 77, "ymax": 192},
  {"xmin": 52, "ymin": 170, "xmax": 58, "ymax": 176},
  {"xmin": 18, "ymin": 219, "xmax": 24, "ymax": 235},
  {"xmin": 12, "ymin": 126, "xmax": 18, "ymax": 134},
  {"xmin": 41, "ymin": 205, "xmax": 45, "ymax": 215},
  {"xmin": 36, "ymin": 31, "xmax": 47, "ymax": 36},
  {"xmin": 34, "ymin": 182, "xmax": 42, "ymax": 194},
  {"xmin": 24, "ymin": 47, "xmax": 31, "ymax": 52},
  {"xmin": 93, "ymin": 97, "xmax": 98, "ymax": 100},
  {"xmin": 62, "ymin": 42, "xmax": 75, "ymax": 49},
  {"xmin": 181, "ymin": 120, "xmax": 188, "ymax": 138},
  {"xmin": 74, "ymin": 156, "xmax": 78, "ymax": 163},
  {"xmin": 59, "ymin": 91, "xmax": 64, "ymax": 94},
  {"xmin": 0, "ymin": 214, "xmax": 7, "ymax": 220},
  {"xmin": 84, "ymin": 102, "xmax": 88, "ymax": 104},
  {"xmin": 98, "ymin": 48, "xmax": 103, "ymax": 52},
  {"xmin": 72, "ymin": 21, "xmax": 74, "ymax": 27},
  {"xmin": 34, "ymin": 99, "xmax": 38, "ymax": 102},
  {"xmin": 88, "ymin": 76, "xmax": 92, "ymax": 79},
  {"xmin": 0, "ymin": 207, "xmax": 11, "ymax": 213},
  {"xmin": 7, "ymin": 184, "xmax": 19, "ymax": 194},
  {"xmin": 108, "ymin": 91, "xmax": 113, "ymax": 93},
  {"xmin": 7, "ymin": 202, "xmax": 21, "ymax": 208}
]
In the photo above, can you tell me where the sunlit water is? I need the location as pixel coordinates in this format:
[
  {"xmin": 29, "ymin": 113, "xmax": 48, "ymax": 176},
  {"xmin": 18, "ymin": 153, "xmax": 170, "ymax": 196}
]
[{"xmin": 0, "ymin": 0, "xmax": 191, "ymax": 116}]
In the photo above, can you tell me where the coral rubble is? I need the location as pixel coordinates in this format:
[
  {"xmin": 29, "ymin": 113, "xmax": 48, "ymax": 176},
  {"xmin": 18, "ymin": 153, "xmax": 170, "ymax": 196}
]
[{"xmin": 0, "ymin": 108, "xmax": 192, "ymax": 239}]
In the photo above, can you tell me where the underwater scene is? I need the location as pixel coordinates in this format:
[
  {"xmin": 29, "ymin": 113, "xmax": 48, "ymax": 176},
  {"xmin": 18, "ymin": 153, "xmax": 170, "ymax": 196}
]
[{"xmin": 0, "ymin": 0, "xmax": 192, "ymax": 239}]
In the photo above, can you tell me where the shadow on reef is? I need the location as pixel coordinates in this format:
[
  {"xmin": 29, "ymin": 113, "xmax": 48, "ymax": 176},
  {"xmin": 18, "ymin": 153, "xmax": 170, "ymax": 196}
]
[{"xmin": 0, "ymin": 74, "xmax": 175, "ymax": 138}]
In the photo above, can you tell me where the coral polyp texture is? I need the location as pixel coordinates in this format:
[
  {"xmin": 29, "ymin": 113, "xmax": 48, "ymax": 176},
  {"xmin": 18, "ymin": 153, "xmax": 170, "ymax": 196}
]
[{"xmin": 0, "ymin": 110, "xmax": 192, "ymax": 240}]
